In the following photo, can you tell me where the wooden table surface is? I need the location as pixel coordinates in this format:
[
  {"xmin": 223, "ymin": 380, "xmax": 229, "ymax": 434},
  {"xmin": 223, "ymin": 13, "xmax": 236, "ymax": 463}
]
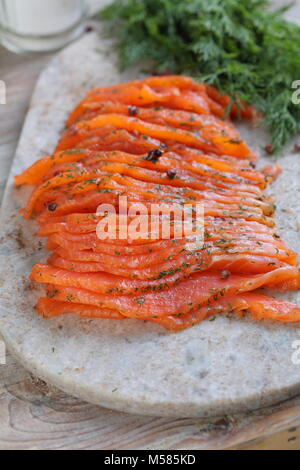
[{"xmin": 1, "ymin": 0, "xmax": 300, "ymax": 451}]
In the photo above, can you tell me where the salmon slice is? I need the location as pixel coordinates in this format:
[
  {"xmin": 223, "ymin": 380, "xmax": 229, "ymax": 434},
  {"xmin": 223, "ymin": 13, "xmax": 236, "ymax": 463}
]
[
  {"xmin": 36, "ymin": 298, "xmax": 124, "ymax": 319},
  {"xmin": 36, "ymin": 197, "xmax": 270, "ymax": 235},
  {"xmin": 48, "ymin": 226, "xmax": 286, "ymax": 254},
  {"xmin": 23, "ymin": 171, "xmax": 268, "ymax": 220},
  {"xmin": 41, "ymin": 212, "xmax": 282, "ymax": 245},
  {"xmin": 76, "ymin": 114, "xmax": 255, "ymax": 159},
  {"xmin": 208, "ymin": 255, "xmax": 286, "ymax": 274},
  {"xmin": 48, "ymin": 252, "xmax": 206, "ymax": 280},
  {"xmin": 69, "ymin": 101, "xmax": 243, "ymax": 144},
  {"xmin": 155, "ymin": 293, "xmax": 300, "ymax": 331},
  {"xmin": 265, "ymin": 273, "xmax": 300, "ymax": 291},
  {"xmin": 68, "ymin": 85, "xmax": 213, "ymax": 121},
  {"xmin": 44, "ymin": 267, "xmax": 300, "ymax": 318},
  {"xmin": 77, "ymin": 75, "xmax": 254, "ymax": 121},
  {"xmin": 38, "ymin": 170, "xmax": 270, "ymax": 217},
  {"xmin": 60, "ymin": 213, "xmax": 277, "ymax": 234},
  {"xmin": 93, "ymin": 162, "xmax": 262, "ymax": 195},
  {"xmin": 262, "ymin": 164, "xmax": 283, "ymax": 183},
  {"xmin": 30, "ymin": 257, "xmax": 211, "ymax": 295},
  {"xmin": 36, "ymin": 171, "xmax": 262, "ymax": 213},
  {"xmin": 69, "ymin": 99, "xmax": 231, "ymax": 126},
  {"xmin": 37, "ymin": 292, "xmax": 300, "ymax": 330},
  {"xmin": 43, "ymin": 156, "xmax": 262, "ymax": 201},
  {"xmin": 52, "ymin": 243, "xmax": 192, "ymax": 269},
  {"xmin": 37, "ymin": 211, "xmax": 273, "ymax": 236},
  {"xmin": 74, "ymin": 131, "xmax": 162, "ymax": 155},
  {"xmin": 73, "ymin": 133, "xmax": 258, "ymax": 179},
  {"xmin": 204, "ymin": 84, "xmax": 259, "ymax": 120},
  {"xmin": 44, "ymin": 150, "xmax": 265, "ymax": 189},
  {"xmin": 36, "ymin": 292, "xmax": 300, "ymax": 330},
  {"xmin": 47, "ymin": 235, "xmax": 186, "ymax": 256},
  {"xmin": 47, "ymin": 230, "xmax": 294, "ymax": 265},
  {"xmin": 87, "ymin": 75, "xmax": 207, "ymax": 97},
  {"xmin": 41, "ymin": 213, "xmax": 273, "ymax": 235},
  {"xmin": 57, "ymin": 124, "xmax": 162, "ymax": 152},
  {"xmin": 37, "ymin": 164, "xmax": 263, "ymax": 218},
  {"xmin": 49, "ymin": 253, "xmax": 289, "ymax": 279},
  {"xmin": 85, "ymin": 151, "xmax": 265, "ymax": 188},
  {"xmin": 15, "ymin": 150, "xmax": 91, "ymax": 187},
  {"xmin": 38, "ymin": 218, "xmax": 279, "ymax": 248},
  {"xmin": 210, "ymin": 242, "xmax": 297, "ymax": 265}
]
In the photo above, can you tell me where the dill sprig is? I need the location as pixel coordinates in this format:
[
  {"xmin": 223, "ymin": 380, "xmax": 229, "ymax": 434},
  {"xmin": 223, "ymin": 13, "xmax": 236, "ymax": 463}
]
[{"xmin": 100, "ymin": 0, "xmax": 300, "ymax": 153}]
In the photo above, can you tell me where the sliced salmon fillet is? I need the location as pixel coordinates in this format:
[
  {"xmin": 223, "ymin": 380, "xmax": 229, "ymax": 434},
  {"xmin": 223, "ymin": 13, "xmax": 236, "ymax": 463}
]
[
  {"xmin": 31, "ymin": 259, "xmax": 212, "ymax": 296},
  {"xmin": 15, "ymin": 149, "xmax": 91, "ymax": 187},
  {"xmin": 155, "ymin": 293, "xmax": 300, "ymax": 331},
  {"xmin": 43, "ymin": 150, "xmax": 265, "ymax": 189},
  {"xmin": 37, "ymin": 211, "xmax": 273, "ymax": 236},
  {"xmin": 49, "ymin": 253, "xmax": 289, "ymax": 278},
  {"xmin": 46, "ymin": 229, "xmax": 295, "ymax": 266},
  {"xmin": 36, "ymin": 293, "xmax": 300, "ymax": 330},
  {"xmin": 72, "ymin": 75, "xmax": 255, "ymax": 123},
  {"xmin": 51, "ymin": 243, "xmax": 193, "ymax": 269},
  {"xmin": 74, "ymin": 130, "xmax": 162, "ymax": 155},
  {"xmin": 14, "ymin": 75, "xmax": 300, "ymax": 329},
  {"xmin": 48, "ymin": 252, "xmax": 207, "ymax": 281},
  {"xmin": 68, "ymin": 99, "xmax": 233, "ymax": 127},
  {"xmin": 88, "ymin": 75, "xmax": 207, "ymax": 96},
  {"xmin": 43, "ymin": 267, "xmax": 300, "ymax": 318},
  {"xmin": 204, "ymin": 84, "xmax": 259, "ymax": 120},
  {"xmin": 37, "ymin": 172, "xmax": 271, "ymax": 219},
  {"xmin": 76, "ymin": 114, "xmax": 255, "ymax": 159}
]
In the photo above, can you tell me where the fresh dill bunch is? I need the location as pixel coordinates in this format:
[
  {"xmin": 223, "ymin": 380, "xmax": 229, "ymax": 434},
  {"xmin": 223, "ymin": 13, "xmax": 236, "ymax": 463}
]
[{"xmin": 100, "ymin": 0, "xmax": 300, "ymax": 153}]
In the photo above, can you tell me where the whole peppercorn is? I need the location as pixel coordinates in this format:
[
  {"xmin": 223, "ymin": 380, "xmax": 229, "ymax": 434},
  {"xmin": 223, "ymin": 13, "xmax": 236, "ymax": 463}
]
[
  {"xmin": 264, "ymin": 144, "xmax": 274, "ymax": 155},
  {"xmin": 220, "ymin": 270, "xmax": 231, "ymax": 280},
  {"xmin": 167, "ymin": 169, "xmax": 177, "ymax": 179},
  {"xmin": 145, "ymin": 148, "xmax": 164, "ymax": 163},
  {"xmin": 128, "ymin": 106, "xmax": 138, "ymax": 116},
  {"xmin": 45, "ymin": 202, "xmax": 58, "ymax": 212}
]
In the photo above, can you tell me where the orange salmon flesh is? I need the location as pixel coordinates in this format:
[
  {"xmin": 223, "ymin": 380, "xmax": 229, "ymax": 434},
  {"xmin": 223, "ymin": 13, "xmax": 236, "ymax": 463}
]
[{"xmin": 15, "ymin": 75, "xmax": 300, "ymax": 331}]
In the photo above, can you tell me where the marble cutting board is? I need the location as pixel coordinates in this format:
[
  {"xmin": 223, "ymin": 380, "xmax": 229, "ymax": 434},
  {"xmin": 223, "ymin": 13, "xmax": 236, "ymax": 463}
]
[{"xmin": 0, "ymin": 30, "xmax": 300, "ymax": 418}]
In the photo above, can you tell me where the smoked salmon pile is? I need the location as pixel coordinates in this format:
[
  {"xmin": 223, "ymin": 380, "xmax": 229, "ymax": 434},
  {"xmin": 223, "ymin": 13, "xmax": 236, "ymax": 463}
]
[{"xmin": 15, "ymin": 76, "xmax": 300, "ymax": 331}]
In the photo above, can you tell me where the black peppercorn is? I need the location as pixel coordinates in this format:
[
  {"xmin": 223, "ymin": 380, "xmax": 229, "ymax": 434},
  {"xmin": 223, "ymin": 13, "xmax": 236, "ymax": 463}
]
[
  {"xmin": 145, "ymin": 148, "xmax": 164, "ymax": 162},
  {"xmin": 167, "ymin": 169, "xmax": 177, "ymax": 179},
  {"xmin": 45, "ymin": 202, "xmax": 58, "ymax": 212},
  {"xmin": 220, "ymin": 270, "xmax": 231, "ymax": 280},
  {"xmin": 128, "ymin": 106, "xmax": 138, "ymax": 116}
]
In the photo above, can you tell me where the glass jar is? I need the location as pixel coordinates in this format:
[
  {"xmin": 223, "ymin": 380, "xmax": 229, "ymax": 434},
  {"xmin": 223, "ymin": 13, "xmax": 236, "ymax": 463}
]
[{"xmin": 0, "ymin": 0, "xmax": 87, "ymax": 53}]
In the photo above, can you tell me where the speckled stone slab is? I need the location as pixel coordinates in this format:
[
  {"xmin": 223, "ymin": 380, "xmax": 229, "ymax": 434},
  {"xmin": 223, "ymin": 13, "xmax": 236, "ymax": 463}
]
[{"xmin": 0, "ymin": 31, "xmax": 300, "ymax": 418}]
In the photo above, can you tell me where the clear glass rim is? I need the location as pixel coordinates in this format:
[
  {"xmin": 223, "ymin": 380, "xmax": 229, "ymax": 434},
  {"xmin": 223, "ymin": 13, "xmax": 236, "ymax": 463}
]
[{"xmin": 0, "ymin": 3, "xmax": 88, "ymax": 40}]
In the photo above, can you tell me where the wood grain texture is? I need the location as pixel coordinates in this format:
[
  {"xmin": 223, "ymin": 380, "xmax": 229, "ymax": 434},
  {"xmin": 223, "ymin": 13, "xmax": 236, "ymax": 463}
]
[
  {"xmin": 1, "ymin": 352, "xmax": 300, "ymax": 450},
  {"xmin": 0, "ymin": 0, "xmax": 300, "ymax": 450}
]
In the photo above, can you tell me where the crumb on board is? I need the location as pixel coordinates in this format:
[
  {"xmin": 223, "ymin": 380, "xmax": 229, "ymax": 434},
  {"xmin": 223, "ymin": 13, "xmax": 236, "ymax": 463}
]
[
  {"xmin": 14, "ymin": 228, "xmax": 26, "ymax": 249},
  {"xmin": 282, "ymin": 208, "xmax": 295, "ymax": 214},
  {"xmin": 0, "ymin": 228, "xmax": 27, "ymax": 250}
]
